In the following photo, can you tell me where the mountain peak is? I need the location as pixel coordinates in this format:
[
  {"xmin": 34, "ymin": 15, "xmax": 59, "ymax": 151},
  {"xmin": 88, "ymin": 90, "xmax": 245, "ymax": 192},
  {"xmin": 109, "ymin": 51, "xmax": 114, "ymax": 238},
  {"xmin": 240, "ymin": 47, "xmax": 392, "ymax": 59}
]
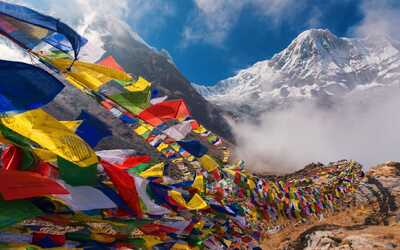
[
  {"xmin": 269, "ymin": 28, "xmax": 350, "ymax": 74},
  {"xmin": 194, "ymin": 29, "xmax": 400, "ymax": 118},
  {"xmin": 279, "ymin": 29, "xmax": 343, "ymax": 57},
  {"xmin": 292, "ymin": 28, "xmax": 342, "ymax": 49},
  {"xmin": 296, "ymin": 28, "xmax": 337, "ymax": 41}
]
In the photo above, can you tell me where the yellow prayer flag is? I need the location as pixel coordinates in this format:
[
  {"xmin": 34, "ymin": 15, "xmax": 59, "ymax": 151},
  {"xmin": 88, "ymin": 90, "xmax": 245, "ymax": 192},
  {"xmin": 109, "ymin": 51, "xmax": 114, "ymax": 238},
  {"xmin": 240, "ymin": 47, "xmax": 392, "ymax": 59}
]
[
  {"xmin": 49, "ymin": 58, "xmax": 132, "ymax": 82},
  {"xmin": 169, "ymin": 191, "xmax": 208, "ymax": 210},
  {"xmin": 156, "ymin": 142, "xmax": 169, "ymax": 152},
  {"xmin": 90, "ymin": 233, "xmax": 115, "ymax": 244},
  {"xmin": 224, "ymin": 169, "xmax": 235, "ymax": 176},
  {"xmin": 193, "ymin": 220, "xmax": 205, "ymax": 230},
  {"xmin": 171, "ymin": 143, "xmax": 181, "ymax": 152},
  {"xmin": 48, "ymin": 58, "xmax": 132, "ymax": 91},
  {"xmin": 249, "ymin": 207, "xmax": 258, "ymax": 219},
  {"xmin": 143, "ymin": 123, "xmax": 154, "ymax": 130},
  {"xmin": 33, "ymin": 148, "xmax": 57, "ymax": 162},
  {"xmin": 223, "ymin": 239, "xmax": 232, "ymax": 247},
  {"xmin": 134, "ymin": 125, "xmax": 149, "ymax": 135},
  {"xmin": 247, "ymin": 179, "xmax": 256, "ymax": 190},
  {"xmin": 192, "ymin": 174, "xmax": 205, "ymax": 193},
  {"xmin": 169, "ymin": 190, "xmax": 187, "ymax": 207},
  {"xmin": 187, "ymin": 193, "xmax": 208, "ymax": 210},
  {"xmin": 139, "ymin": 162, "xmax": 164, "ymax": 178},
  {"xmin": 143, "ymin": 235, "xmax": 163, "ymax": 248},
  {"xmin": 66, "ymin": 70, "xmax": 107, "ymax": 91},
  {"xmin": 60, "ymin": 120, "xmax": 83, "ymax": 132},
  {"xmin": 1, "ymin": 109, "xmax": 97, "ymax": 167},
  {"xmin": 172, "ymin": 242, "xmax": 192, "ymax": 250},
  {"xmin": 125, "ymin": 76, "xmax": 151, "ymax": 92},
  {"xmin": 199, "ymin": 154, "xmax": 219, "ymax": 172},
  {"xmin": 193, "ymin": 125, "xmax": 207, "ymax": 134}
]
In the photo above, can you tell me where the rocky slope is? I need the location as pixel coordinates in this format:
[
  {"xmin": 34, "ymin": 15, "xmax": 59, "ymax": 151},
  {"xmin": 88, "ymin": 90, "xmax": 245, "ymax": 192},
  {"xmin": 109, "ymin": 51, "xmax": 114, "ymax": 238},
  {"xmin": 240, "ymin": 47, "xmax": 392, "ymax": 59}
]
[
  {"xmin": 93, "ymin": 19, "xmax": 233, "ymax": 140},
  {"xmin": 194, "ymin": 29, "xmax": 400, "ymax": 118},
  {"xmin": 264, "ymin": 162, "xmax": 400, "ymax": 250}
]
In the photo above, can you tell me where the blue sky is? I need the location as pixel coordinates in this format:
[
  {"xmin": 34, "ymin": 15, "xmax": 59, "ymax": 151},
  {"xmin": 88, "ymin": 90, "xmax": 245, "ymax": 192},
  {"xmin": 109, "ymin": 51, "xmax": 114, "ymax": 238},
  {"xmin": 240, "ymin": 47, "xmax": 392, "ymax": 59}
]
[
  {"xmin": 135, "ymin": 0, "xmax": 366, "ymax": 85},
  {"xmin": 15, "ymin": 0, "xmax": 400, "ymax": 85}
]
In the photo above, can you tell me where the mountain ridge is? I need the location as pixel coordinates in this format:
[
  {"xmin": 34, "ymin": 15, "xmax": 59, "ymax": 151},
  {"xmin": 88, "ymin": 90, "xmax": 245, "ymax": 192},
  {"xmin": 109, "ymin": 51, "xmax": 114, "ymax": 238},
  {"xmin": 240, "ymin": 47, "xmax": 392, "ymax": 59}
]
[{"xmin": 193, "ymin": 29, "xmax": 400, "ymax": 118}]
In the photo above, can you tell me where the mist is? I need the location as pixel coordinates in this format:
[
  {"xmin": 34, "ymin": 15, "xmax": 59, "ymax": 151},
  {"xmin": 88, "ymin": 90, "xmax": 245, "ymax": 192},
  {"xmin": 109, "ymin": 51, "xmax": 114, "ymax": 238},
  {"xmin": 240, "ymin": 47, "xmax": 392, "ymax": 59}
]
[{"xmin": 232, "ymin": 86, "xmax": 400, "ymax": 174}]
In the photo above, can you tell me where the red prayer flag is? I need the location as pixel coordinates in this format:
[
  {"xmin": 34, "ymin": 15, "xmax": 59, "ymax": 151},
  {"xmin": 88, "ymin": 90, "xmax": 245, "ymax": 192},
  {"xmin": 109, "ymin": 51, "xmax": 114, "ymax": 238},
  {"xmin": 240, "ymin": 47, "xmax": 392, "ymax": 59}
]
[
  {"xmin": 98, "ymin": 55, "xmax": 125, "ymax": 72},
  {"xmin": 0, "ymin": 170, "xmax": 69, "ymax": 200},
  {"xmin": 34, "ymin": 161, "xmax": 59, "ymax": 178},
  {"xmin": 100, "ymin": 100, "xmax": 114, "ymax": 110},
  {"xmin": 138, "ymin": 99, "xmax": 191, "ymax": 126},
  {"xmin": 139, "ymin": 223, "xmax": 178, "ymax": 235},
  {"xmin": 1, "ymin": 145, "xmax": 21, "ymax": 171},
  {"xmin": 102, "ymin": 160, "xmax": 144, "ymax": 218},
  {"xmin": 191, "ymin": 120, "xmax": 200, "ymax": 129},
  {"xmin": 32, "ymin": 232, "xmax": 66, "ymax": 248},
  {"xmin": 117, "ymin": 155, "xmax": 151, "ymax": 169}
]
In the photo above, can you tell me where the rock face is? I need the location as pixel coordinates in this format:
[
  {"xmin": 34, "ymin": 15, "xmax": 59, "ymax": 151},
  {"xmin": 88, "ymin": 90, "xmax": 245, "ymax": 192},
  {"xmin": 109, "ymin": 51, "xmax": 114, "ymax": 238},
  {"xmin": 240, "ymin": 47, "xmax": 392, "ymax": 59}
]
[
  {"xmin": 264, "ymin": 162, "xmax": 400, "ymax": 250},
  {"xmin": 194, "ymin": 29, "xmax": 400, "ymax": 118}
]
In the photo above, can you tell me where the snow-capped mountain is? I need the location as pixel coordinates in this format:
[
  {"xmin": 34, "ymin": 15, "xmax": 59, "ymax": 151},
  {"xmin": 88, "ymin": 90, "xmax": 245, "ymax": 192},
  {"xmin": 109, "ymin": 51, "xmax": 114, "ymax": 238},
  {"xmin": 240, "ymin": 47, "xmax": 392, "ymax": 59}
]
[{"xmin": 193, "ymin": 29, "xmax": 400, "ymax": 117}]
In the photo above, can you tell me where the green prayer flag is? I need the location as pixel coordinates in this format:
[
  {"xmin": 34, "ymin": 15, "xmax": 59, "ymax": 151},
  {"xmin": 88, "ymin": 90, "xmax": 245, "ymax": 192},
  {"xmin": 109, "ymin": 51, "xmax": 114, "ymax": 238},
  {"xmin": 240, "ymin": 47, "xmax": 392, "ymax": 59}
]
[
  {"xmin": 66, "ymin": 230, "xmax": 91, "ymax": 242},
  {"xmin": 109, "ymin": 88, "xmax": 151, "ymax": 115},
  {"xmin": 20, "ymin": 147, "xmax": 38, "ymax": 171},
  {"xmin": 127, "ymin": 163, "xmax": 150, "ymax": 175},
  {"xmin": 0, "ymin": 199, "xmax": 43, "ymax": 229},
  {"xmin": 126, "ymin": 238, "xmax": 146, "ymax": 249},
  {"xmin": 58, "ymin": 157, "xmax": 98, "ymax": 186},
  {"xmin": 0, "ymin": 124, "xmax": 37, "ymax": 170}
]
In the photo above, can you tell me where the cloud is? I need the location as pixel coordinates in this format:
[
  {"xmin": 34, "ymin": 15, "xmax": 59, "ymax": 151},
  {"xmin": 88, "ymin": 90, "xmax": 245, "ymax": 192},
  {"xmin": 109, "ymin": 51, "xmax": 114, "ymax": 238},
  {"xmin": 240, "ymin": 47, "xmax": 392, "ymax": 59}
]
[
  {"xmin": 182, "ymin": 0, "xmax": 305, "ymax": 47},
  {"xmin": 1, "ymin": 0, "xmax": 175, "ymax": 57},
  {"xmin": 306, "ymin": 6, "xmax": 323, "ymax": 28},
  {"xmin": 0, "ymin": 39, "xmax": 31, "ymax": 62},
  {"xmin": 351, "ymin": 0, "xmax": 400, "ymax": 40},
  {"xmin": 182, "ymin": 0, "xmax": 246, "ymax": 47},
  {"xmin": 12, "ymin": 0, "xmax": 174, "ymax": 32},
  {"xmin": 44, "ymin": 0, "xmax": 176, "ymax": 38},
  {"xmin": 232, "ymin": 86, "xmax": 400, "ymax": 174}
]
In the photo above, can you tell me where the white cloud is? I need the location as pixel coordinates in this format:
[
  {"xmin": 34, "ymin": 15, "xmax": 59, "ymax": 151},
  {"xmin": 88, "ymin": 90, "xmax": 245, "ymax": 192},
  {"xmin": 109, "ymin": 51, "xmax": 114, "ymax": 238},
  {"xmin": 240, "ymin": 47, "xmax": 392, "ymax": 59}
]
[
  {"xmin": 1, "ymin": 0, "xmax": 175, "ymax": 62},
  {"xmin": 182, "ymin": 0, "xmax": 302, "ymax": 47},
  {"xmin": 182, "ymin": 0, "xmax": 246, "ymax": 47},
  {"xmin": 0, "ymin": 39, "xmax": 30, "ymax": 62},
  {"xmin": 232, "ymin": 86, "xmax": 400, "ymax": 174},
  {"xmin": 351, "ymin": 0, "xmax": 400, "ymax": 40}
]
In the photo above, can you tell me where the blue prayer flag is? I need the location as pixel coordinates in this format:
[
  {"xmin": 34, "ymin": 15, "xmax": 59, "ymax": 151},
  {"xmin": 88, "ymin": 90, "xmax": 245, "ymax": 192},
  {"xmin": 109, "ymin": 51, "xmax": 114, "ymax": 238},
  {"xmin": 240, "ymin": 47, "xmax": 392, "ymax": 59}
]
[
  {"xmin": 0, "ymin": 1, "xmax": 86, "ymax": 58},
  {"xmin": 0, "ymin": 60, "xmax": 64, "ymax": 114},
  {"xmin": 177, "ymin": 140, "xmax": 208, "ymax": 157},
  {"xmin": 75, "ymin": 111, "xmax": 112, "ymax": 147}
]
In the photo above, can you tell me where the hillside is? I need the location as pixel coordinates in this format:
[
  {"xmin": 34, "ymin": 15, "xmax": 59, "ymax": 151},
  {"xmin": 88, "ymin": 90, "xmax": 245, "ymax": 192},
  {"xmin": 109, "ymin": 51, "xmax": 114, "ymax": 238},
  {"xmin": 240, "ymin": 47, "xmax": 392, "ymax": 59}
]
[{"xmin": 264, "ymin": 162, "xmax": 400, "ymax": 249}]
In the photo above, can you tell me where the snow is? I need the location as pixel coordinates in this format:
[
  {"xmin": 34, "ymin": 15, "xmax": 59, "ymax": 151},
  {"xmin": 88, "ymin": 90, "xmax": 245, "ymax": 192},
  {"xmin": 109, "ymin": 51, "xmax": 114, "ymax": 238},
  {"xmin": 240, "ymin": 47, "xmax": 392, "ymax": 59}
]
[{"xmin": 192, "ymin": 29, "xmax": 400, "ymax": 117}]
